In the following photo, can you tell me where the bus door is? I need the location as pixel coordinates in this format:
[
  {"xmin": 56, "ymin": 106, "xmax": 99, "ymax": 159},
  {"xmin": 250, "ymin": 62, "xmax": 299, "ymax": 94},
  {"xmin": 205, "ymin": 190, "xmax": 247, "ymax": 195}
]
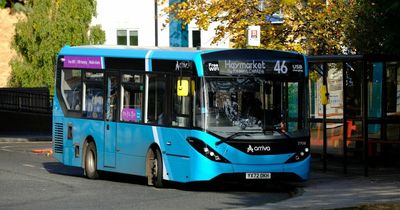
[{"xmin": 104, "ymin": 72, "xmax": 119, "ymax": 168}]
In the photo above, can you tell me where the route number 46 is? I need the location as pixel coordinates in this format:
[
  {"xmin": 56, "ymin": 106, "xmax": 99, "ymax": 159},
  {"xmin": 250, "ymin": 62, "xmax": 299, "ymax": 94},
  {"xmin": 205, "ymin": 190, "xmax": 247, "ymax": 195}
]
[{"xmin": 274, "ymin": 60, "xmax": 288, "ymax": 74}]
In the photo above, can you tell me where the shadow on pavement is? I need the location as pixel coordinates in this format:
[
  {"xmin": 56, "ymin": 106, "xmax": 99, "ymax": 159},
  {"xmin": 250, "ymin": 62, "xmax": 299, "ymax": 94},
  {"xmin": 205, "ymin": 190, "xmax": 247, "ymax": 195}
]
[
  {"xmin": 42, "ymin": 162, "xmax": 149, "ymax": 186},
  {"xmin": 42, "ymin": 162, "xmax": 84, "ymax": 178},
  {"xmin": 42, "ymin": 161, "xmax": 299, "ymax": 195},
  {"xmin": 171, "ymin": 180, "xmax": 298, "ymax": 194}
]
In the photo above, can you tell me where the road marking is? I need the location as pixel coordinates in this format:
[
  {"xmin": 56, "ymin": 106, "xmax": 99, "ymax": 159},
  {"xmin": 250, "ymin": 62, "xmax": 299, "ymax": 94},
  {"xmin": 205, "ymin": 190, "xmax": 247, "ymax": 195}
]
[
  {"xmin": 1, "ymin": 146, "xmax": 13, "ymax": 152},
  {"xmin": 23, "ymin": 164, "xmax": 35, "ymax": 168},
  {"xmin": 1, "ymin": 149, "xmax": 12, "ymax": 152}
]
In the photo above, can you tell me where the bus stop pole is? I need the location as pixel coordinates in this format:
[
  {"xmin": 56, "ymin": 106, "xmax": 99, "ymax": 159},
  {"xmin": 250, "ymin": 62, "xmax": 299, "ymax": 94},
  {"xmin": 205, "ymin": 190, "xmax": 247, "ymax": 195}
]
[
  {"xmin": 342, "ymin": 62, "xmax": 348, "ymax": 174},
  {"xmin": 362, "ymin": 60, "xmax": 369, "ymax": 177},
  {"xmin": 323, "ymin": 63, "xmax": 328, "ymax": 172}
]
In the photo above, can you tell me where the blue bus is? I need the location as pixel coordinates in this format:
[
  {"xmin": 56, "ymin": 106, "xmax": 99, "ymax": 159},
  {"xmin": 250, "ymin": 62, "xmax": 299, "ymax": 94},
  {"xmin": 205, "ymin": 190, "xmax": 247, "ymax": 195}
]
[{"xmin": 52, "ymin": 46, "xmax": 310, "ymax": 187}]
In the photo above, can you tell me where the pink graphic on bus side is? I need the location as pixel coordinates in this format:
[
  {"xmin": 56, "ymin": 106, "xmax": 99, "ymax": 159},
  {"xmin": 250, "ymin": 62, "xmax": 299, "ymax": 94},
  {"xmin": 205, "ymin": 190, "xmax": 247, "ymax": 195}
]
[{"xmin": 122, "ymin": 108, "xmax": 141, "ymax": 122}]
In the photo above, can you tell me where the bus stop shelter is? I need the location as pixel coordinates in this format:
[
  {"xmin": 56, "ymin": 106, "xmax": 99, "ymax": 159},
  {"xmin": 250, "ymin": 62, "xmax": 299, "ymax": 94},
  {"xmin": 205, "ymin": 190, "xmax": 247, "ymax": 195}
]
[{"xmin": 308, "ymin": 55, "xmax": 400, "ymax": 176}]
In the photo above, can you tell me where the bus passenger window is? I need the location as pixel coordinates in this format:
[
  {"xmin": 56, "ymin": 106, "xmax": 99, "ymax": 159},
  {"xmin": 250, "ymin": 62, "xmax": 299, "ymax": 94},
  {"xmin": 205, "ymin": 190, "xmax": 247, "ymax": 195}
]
[
  {"xmin": 147, "ymin": 74, "xmax": 167, "ymax": 125},
  {"xmin": 83, "ymin": 72, "xmax": 104, "ymax": 119},
  {"xmin": 121, "ymin": 74, "xmax": 144, "ymax": 123},
  {"xmin": 106, "ymin": 74, "xmax": 119, "ymax": 122},
  {"xmin": 61, "ymin": 69, "xmax": 82, "ymax": 111}
]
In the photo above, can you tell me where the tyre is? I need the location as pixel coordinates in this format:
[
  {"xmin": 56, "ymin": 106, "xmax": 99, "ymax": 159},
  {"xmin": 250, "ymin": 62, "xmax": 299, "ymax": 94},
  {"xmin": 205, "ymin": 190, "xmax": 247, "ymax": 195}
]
[
  {"xmin": 148, "ymin": 148, "xmax": 163, "ymax": 188},
  {"xmin": 85, "ymin": 142, "xmax": 99, "ymax": 179}
]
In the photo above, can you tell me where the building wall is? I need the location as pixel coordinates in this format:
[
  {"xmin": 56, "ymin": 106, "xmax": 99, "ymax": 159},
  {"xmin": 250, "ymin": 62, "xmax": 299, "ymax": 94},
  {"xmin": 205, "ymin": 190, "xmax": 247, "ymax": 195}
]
[
  {"xmin": 92, "ymin": 0, "xmax": 229, "ymax": 48},
  {"xmin": 91, "ymin": 0, "xmax": 156, "ymax": 46},
  {"xmin": 188, "ymin": 22, "xmax": 230, "ymax": 48}
]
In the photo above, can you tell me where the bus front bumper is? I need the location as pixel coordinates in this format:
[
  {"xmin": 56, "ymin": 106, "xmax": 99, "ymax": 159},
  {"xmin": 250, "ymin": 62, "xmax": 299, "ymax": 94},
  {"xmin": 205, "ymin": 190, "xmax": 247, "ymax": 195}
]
[{"xmin": 187, "ymin": 155, "xmax": 310, "ymax": 182}]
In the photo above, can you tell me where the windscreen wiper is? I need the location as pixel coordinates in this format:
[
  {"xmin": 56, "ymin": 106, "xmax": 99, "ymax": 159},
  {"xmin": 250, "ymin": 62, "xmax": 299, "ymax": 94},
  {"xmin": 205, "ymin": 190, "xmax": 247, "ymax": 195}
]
[
  {"xmin": 215, "ymin": 132, "xmax": 257, "ymax": 146},
  {"xmin": 263, "ymin": 127, "xmax": 291, "ymax": 139}
]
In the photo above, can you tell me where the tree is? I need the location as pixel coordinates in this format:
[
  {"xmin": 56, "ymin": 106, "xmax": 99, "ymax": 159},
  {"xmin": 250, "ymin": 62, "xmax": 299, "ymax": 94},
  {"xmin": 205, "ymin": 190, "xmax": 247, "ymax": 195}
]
[
  {"xmin": 9, "ymin": 0, "xmax": 105, "ymax": 92},
  {"xmin": 347, "ymin": 0, "xmax": 400, "ymax": 54},
  {"xmin": 162, "ymin": 0, "xmax": 355, "ymax": 55}
]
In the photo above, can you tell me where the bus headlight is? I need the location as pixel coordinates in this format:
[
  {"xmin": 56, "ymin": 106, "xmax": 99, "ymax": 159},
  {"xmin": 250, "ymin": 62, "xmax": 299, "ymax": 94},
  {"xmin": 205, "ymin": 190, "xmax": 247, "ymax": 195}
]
[
  {"xmin": 285, "ymin": 141, "xmax": 310, "ymax": 163},
  {"xmin": 186, "ymin": 137, "xmax": 230, "ymax": 163}
]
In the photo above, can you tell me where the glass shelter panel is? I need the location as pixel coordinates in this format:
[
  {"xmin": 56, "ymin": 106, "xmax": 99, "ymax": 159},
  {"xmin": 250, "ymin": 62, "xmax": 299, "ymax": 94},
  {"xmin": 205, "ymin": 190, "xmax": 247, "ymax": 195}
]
[
  {"xmin": 386, "ymin": 62, "xmax": 400, "ymax": 116},
  {"xmin": 368, "ymin": 63, "xmax": 383, "ymax": 134},
  {"xmin": 345, "ymin": 61, "xmax": 363, "ymax": 118},
  {"xmin": 327, "ymin": 63, "xmax": 344, "ymax": 120},
  {"xmin": 309, "ymin": 63, "xmax": 344, "ymax": 121}
]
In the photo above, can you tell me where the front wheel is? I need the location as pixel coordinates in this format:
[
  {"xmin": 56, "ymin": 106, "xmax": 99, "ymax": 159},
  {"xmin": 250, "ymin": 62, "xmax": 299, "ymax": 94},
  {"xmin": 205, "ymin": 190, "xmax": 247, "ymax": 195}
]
[
  {"xmin": 85, "ymin": 142, "xmax": 99, "ymax": 179},
  {"xmin": 147, "ymin": 148, "xmax": 163, "ymax": 188}
]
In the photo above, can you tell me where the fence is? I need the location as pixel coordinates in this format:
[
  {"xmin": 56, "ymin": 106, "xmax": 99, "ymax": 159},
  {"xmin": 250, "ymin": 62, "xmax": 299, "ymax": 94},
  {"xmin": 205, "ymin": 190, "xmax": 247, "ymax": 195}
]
[{"xmin": 0, "ymin": 88, "xmax": 53, "ymax": 114}]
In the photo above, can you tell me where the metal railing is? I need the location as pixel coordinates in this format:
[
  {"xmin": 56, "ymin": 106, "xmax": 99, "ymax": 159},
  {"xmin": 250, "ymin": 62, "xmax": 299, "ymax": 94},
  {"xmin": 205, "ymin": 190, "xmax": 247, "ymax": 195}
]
[{"xmin": 0, "ymin": 88, "xmax": 53, "ymax": 114}]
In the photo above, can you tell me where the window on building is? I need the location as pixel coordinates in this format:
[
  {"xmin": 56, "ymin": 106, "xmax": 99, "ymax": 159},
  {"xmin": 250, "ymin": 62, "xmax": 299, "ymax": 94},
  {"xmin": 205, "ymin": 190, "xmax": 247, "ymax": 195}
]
[
  {"xmin": 117, "ymin": 30, "xmax": 127, "ymax": 45},
  {"xmin": 129, "ymin": 30, "xmax": 138, "ymax": 46},
  {"xmin": 121, "ymin": 74, "xmax": 144, "ymax": 123},
  {"xmin": 61, "ymin": 69, "xmax": 82, "ymax": 111},
  {"xmin": 192, "ymin": 30, "xmax": 201, "ymax": 48},
  {"xmin": 117, "ymin": 29, "xmax": 139, "ymax": 46}
]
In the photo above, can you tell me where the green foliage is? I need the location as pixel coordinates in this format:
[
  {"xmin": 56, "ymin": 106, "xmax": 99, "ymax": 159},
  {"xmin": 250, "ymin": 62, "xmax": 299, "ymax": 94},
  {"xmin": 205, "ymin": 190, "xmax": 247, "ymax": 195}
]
[
  {"xmin": 12, "ymin": 2, "xmax": 26, "ymax": 13},
  {"xmin": 162, "ymin": 0, "xmax": 355, "ymax": 54},
  {"xmin": 347, "ymin": 0, "xmax": 400, "ymax": 54},
  {"xmin": 0, "ymin": 0, "xmax": 6, "ymax": 8},
  {"xmin": 0, "ymin": 1, "xmax": 28, "ymax": 13},
  {"xmin": 9, "ymin": 0, "xmax": 105, "ymax": 92},
  {"xmin": 89, "ymin": 25, "xmax": 106, "ymax": 45}
]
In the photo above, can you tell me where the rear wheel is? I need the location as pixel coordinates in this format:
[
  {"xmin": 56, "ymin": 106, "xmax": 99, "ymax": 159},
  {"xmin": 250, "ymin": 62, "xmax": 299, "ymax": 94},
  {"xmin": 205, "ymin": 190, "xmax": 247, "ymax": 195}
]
[{"xmin": 85, "ymin": 142, "xmax": 99, "ymax": 179}]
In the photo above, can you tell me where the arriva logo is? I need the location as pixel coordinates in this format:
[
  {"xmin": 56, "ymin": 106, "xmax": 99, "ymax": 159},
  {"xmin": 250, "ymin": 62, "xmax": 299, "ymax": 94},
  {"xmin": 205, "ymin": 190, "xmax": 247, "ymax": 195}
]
[
  {"xmin": 247, "ymin": 145, "xmax": 271, "ymax": 153},
  {"xmin": 247, "ymin": 145, "xmax": 254, "ymax": 153}
]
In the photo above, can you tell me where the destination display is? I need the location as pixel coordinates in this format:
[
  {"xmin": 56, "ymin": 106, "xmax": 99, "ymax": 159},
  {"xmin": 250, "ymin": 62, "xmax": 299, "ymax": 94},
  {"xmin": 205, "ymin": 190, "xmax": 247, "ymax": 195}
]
[
  {"xmin": 203, "ymin": 59, "xmax": 304, "ymax": 77},
  {"xmin": 63, "ymin": 56, "xmax": 104, "ymax": 69}
]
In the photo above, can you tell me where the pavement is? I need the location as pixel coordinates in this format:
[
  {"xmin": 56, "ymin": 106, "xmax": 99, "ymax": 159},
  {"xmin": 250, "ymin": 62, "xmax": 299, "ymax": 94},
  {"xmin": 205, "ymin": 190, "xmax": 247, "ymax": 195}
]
[
  {"xmin": 1, "ymin": 134, "xmax": 400, "ymax": 209},
  {"xmin": 251, "ymin": 170, "xmax": 400, "ymax": 210},
  {"xmin": 0, "ymin": 132, "xmax": 51, "ymax": 142}
]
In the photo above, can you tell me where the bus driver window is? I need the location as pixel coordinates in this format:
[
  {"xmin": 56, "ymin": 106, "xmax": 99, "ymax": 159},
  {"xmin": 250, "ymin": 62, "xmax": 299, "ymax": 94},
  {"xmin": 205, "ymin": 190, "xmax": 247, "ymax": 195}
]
[{"xmin": 173, "ymin": 77, "xmax": 191, "ymax": 127}]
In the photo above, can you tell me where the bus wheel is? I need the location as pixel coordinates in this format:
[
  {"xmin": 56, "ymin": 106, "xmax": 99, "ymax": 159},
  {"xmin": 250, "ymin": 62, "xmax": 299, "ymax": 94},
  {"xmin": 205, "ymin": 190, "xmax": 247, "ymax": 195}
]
[
  {"xmin": 85, "ymin": 142, "xmax": 99, "ymax": 179},
  {"xmin": 149, "ymin": 148, "xmax": 163, "ymax": 188}
]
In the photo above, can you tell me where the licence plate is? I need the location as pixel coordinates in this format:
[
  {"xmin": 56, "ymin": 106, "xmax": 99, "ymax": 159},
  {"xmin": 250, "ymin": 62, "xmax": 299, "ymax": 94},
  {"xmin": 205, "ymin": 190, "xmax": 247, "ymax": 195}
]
[{"xmin": 245, "ymin": 173, "xmax": 271, "ymax": 179}]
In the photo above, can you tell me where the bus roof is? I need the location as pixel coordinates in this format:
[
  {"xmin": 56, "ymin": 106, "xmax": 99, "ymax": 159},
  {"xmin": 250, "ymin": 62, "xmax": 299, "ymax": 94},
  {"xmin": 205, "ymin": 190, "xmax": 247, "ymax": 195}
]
[
  {"xmin": 58, "ymin": 45, "xmax": 306, "ymax": 77},
  {"xmin": 58, "ymin": 45, "xmax": 304, "ymax": 61},
  {"xmin": 58, "ymin": 45, "xmax": 221, "ymax": 61}
]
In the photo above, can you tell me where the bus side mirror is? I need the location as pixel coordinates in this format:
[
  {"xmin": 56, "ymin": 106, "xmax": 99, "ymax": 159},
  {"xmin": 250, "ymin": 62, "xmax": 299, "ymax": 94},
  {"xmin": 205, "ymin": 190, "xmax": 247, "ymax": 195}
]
[
  {"xmin": 177, "ymin": 80, "xmax": 189, "ymax": 97},
  {"xmin": 320, "ymin": 85, "xmax": 329, "ymax": 105}
]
